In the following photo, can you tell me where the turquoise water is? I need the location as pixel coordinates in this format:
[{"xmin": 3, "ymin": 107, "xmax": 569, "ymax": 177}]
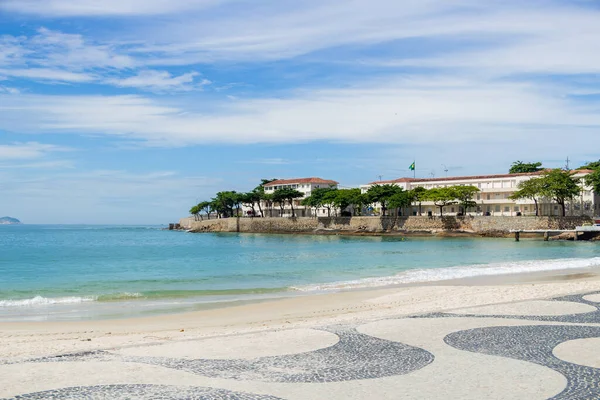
[{"xmin": 2, "ymin": 225, "xmax": 600, "ymax": 321}]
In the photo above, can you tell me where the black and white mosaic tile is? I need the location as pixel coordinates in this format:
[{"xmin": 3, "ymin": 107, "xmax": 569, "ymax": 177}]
[
  {"xmin": 445, "ymin": 324, "xmax": 600, "ymax": 400},
  {"xmin": 420, "ymin": 291, "xmax": 600, "ymax": 324},
  {"xmin": 28, "ymin": 326, "xmax": 435, "ymax": 383},
  {"xmin": 5, "ymin": 384, "xmax": 283, "ymax": 400}
]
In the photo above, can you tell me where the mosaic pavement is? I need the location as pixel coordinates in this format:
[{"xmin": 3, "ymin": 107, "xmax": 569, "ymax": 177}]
[{"xmin": 4, "ymin": 292, "xmax": 600, "ymax": 399}]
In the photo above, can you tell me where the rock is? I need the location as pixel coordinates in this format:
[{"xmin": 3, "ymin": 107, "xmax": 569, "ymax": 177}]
[{"xmin": 549, "ymin": 232, "xmax": 575, "ymax": 241}]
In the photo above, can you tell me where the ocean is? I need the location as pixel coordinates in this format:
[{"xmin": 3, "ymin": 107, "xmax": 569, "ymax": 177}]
[{"xmin": 1, "ymin": 224, "xmax": 600, "ymax": 321}]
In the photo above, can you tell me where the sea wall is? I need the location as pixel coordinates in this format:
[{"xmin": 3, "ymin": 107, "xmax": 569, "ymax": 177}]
[{"xmin": 181, "ymin": 215, "xmax": 593, "ymax": 236}]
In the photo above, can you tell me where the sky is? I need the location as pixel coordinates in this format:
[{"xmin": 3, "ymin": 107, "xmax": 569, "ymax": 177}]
[{"xmin": 1, "ymin": 0, "xmax": 600, "ymax": 224}]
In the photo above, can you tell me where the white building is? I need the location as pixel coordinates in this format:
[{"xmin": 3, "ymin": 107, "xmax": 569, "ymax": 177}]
[
  {"xmin": 360, "ymin": 170, "xmax": 599, "ymax": 217},
  {"xmin": 257, "ymin": 177, "xmax": 339, "ymax": 217}
]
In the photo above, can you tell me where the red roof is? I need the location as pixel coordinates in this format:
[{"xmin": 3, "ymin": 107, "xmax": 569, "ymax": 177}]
[
  {"xmin": 367, "ymin": 169, "xmax": 594, "ymax": 186},
  {"xmin": 264, "ymin": 177, "xmax": 339, "ymax": 187}
]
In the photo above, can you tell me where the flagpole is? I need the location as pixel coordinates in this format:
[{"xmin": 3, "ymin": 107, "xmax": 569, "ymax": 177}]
[{"xmin": 413, "ymin": 160, "xmax": 416, "ymax": 179}]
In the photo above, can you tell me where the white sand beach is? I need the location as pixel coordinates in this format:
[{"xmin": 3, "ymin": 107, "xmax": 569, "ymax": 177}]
[{"xmin": 3, "ymin": 273, "xmax": 600, "ymax": 399}]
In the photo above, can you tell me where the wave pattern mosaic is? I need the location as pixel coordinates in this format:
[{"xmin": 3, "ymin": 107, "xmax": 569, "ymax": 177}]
[{"xmin": 4, "ymin": 292, "xmax": 600, "ymax": 399}]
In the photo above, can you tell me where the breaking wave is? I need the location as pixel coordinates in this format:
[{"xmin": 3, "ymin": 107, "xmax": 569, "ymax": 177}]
[{"xmin": 291, "ymin": 257, "xmax": 600, "ymax": 292}]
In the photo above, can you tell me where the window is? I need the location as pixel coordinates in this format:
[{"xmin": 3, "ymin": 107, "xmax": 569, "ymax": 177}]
[
  {"xmin": 478, "ymin": 183, "xmax": 481, "ymax": 188},
  {"xmin": 524, "ymin": 206, "xmax": 529, "ymax": 211},
  {"xmin": 487, "ymin": 194, "xmax": 491, "ymax": 200},
  {"xmin": 514, "ymin": 206, "xmax": 520, "ymax": 211},
  {"xmin": 495, "ymin": 205, "xmax": 501, "ymax": 212},
  {"xmin": 476, "ymin": 194, "xmax": 481, "ymax": 200},
  {"xmin": 504, "ymin": 206, "xmax": 510, "ymax": 212}
]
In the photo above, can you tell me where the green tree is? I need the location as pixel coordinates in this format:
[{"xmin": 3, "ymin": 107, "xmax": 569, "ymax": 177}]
[
  {"xmin": 509, "ymin": 161, "xmax": 543, "ymax": 174},
  {"xmin": 273, "ymin": 188, "xmax": 304, "ymax": 217},
  {"xmin": 579, "ymin": 160, "xmax": 600, "ymax": 170},
  {"xmin": 262, "ymin": 193, "xmax": 275, "ymax": 217},
  {"xmin": 189, "ymin": 205, "xmax": 200, "ymax": 221},
  {"xmin": 539, "ymin": 169, "xmax": 581, "ymax": 216},
  {"xmin": 451, "ymin": 185, "xmax": 480, "ymax": 215},
  {"xmin": 366, "ymin": 184, "xmax": 402, "ymax": 216},
  {"xmin": 334, "ymin": 188, "xmax": 364, "ymax": 216},
  {"xmin": 254, "ymin": 179, "xmax": 278, "ymax": 217},
  {"xmin": 303, "ymin": 187, "xmax": 337, "ymax": 217},
  {"xmin": 322, "ymin": 189, "xmax": 339, "ymax": 217},
  {"xmin": 198, "ymin": 201, "xmax": 212, "ymax": 219},
  {"xmin": 509, "ymin": 178, "xmax": 544, "ymax": 216},
  {"xmin": 388, "ymin": 189, "xmax": 411, "ymax": 216},
  {"xmin": 409, "ymin": 186, "xmax": 428, "ymax": 216},
  {"xmin": 212, "ymin": 191, "xmax": 238, "ymax": 218},
  {"xmin": 239, "ymin": 192, "xmax": 258, "ymax": 217},
  {"xmin": 585, "ymin": 169, "xmax": 600, "ymax": 195},
  {"xmin": 425, "ymin": 188, "xmax": 457, "ymax": 216},
  {"xmin": 301, "ymin": 195, "xmax": 320, "ymax": 217}
]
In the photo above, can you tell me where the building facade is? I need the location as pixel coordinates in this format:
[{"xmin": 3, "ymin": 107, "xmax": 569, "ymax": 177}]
[
  {"xmin": 253, "ymin": 177, "xmax": 339, "ymax": 217},
  {"xmin": 360, "ymin": 170, "xmax": 599, "ymax": 217}
]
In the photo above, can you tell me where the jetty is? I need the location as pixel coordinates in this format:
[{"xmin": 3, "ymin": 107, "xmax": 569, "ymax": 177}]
[{"xmin": 511, "ymin": 225, "xmax": 600, "ymax": 241}]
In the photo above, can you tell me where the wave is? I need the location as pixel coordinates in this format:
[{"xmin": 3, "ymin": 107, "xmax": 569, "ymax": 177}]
[
  {"xmin": 0, "ymin": 295, "xmax": 96, "ymax": 307},
  {"xmin": 291, "ymin": 257, "xmax": 600, "ymax": 292},
  {"xmin": 0, "ymin": 288, "xmax": 288, "ymax": 307}
]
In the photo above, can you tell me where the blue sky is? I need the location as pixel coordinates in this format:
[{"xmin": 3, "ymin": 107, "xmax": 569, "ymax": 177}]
[{"xmin": 1, "ymin": 0, "xmax": 600, "ymax": 224}]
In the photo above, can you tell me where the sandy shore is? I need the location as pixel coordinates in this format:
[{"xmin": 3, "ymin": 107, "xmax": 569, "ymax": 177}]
[
  {"xmin": 4, "ymin": 272, "xmax": 600, "ymax": 399},
  {"xmin": 3, "ymin": 272, "xmax": 600, "ymax": 361}
]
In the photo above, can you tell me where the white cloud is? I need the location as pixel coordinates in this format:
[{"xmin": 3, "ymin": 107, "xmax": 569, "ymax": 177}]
[
  {"xmin": 0, "ymin": 85, "xmax": 20, "ymax": 94},
  {"xmin": 0, "ymin": 160, "xmax": 75, "ymax": 169},
  {"xmin": 0, "ymin": 68, "xmax": 95, "ymax": 83},
  {"xmin": 29, "ymin": 28, "xmax": 134, "ymax": 70},
  {"xmin": 123, "ymin": 0, "xmax": 600, "ymax": 72},
  {"xmin": 1, "ymin": 0, "xmax": 226, "ymax": 16},
  {"xmin": 2, "ymin": 75, "xmax": 600, "ymax": 150},
  {"xmin": 0, "ymin": 142, "xmax": 72, "ymax": 160},
  {"xmin": 106, "ymin": 70, "xmax": 209, "ymax": 92}
]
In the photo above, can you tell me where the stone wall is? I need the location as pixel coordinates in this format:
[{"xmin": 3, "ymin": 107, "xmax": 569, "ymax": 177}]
[{"xmin": 183, "ymin": 215, "xmax": 592, "ymax": 236}]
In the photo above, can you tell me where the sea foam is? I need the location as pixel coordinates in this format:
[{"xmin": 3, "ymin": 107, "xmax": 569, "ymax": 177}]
[
  {"xmin": 291, "ymin": 257, "xmax": 600, "ymax": 292},
  {"xmin": 0, "ymin": 292, "xmax": 145, "ymax": 307},
  {"xmin": 0, "ymin": 295, "xmax": 96, "ymax": 307}
]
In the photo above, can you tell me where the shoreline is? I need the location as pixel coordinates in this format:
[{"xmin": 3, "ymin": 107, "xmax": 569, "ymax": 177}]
[
  {"xmin": 3, "ymin": 259, "xmax": 600, "ymax": 323},
  {"xmin": 3, "ymin": 268, "xmax": 600, "ymax": 362}
]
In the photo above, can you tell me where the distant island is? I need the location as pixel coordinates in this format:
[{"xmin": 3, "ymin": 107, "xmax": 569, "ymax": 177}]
[{"xmin": 0, "ymin": 216, "xmax": 21, "ymax": 225}]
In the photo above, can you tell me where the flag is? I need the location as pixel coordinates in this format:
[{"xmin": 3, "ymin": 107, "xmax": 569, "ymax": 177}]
[{"xmin": 409, "ymin": 162, "xmax": 415, "ymax": 171}]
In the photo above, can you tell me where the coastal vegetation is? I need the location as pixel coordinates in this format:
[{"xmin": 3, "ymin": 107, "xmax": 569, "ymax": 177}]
[
  {"xmin": 581, "ymin": 160, "xmax": 600, "ymax": 195},
  {"xmin": 189, "ymin": 165, "xmax": 592, "ymax": 219},
  {"xmin": 509, "ymin": 169, "xmax": 583, "ymax": 217},
  {"xmin": 509, "ymin": 161, "xmax": 544, "ymax": 174},
  {"xmin": 188, "ymin": 180, "xmax": 480, "ymax": 219}
]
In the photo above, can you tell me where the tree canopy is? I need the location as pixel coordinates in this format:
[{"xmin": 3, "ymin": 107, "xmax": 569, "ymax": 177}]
[
  {"xmin": 585, "ymin": 169, "xmax": 600, "ymax": 195},
  {"xmin": 366, "ymin": 184, "xmax": 402, "ymax": 216},
  {"xmin": 408, "ymin": 186, "xmax": 428, "ymax": 215},
  {"xmin": 509, "ymin": 178, "xmax": 544, "ymax": 216},
  {"xmin": 424, "ymin": 188, "xmax": 457, "ymax": 216},
  {"xmin": 540, "ymin": 169, "xmax": 581, "ymax": 216},
  {"xmin": 452, "ymin": 186, "xmax": 480, "ymax": 214},
  {"xmin": 509, "ymin": 161, "xmax": 543, "ymax": 174},
  {"xmin": 579, "ymin": 160, "xmax": 600, "ymax": 170},
  {"xmin": 273, "ymin": 187, "xmax": 304, "ymax": 217}
]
